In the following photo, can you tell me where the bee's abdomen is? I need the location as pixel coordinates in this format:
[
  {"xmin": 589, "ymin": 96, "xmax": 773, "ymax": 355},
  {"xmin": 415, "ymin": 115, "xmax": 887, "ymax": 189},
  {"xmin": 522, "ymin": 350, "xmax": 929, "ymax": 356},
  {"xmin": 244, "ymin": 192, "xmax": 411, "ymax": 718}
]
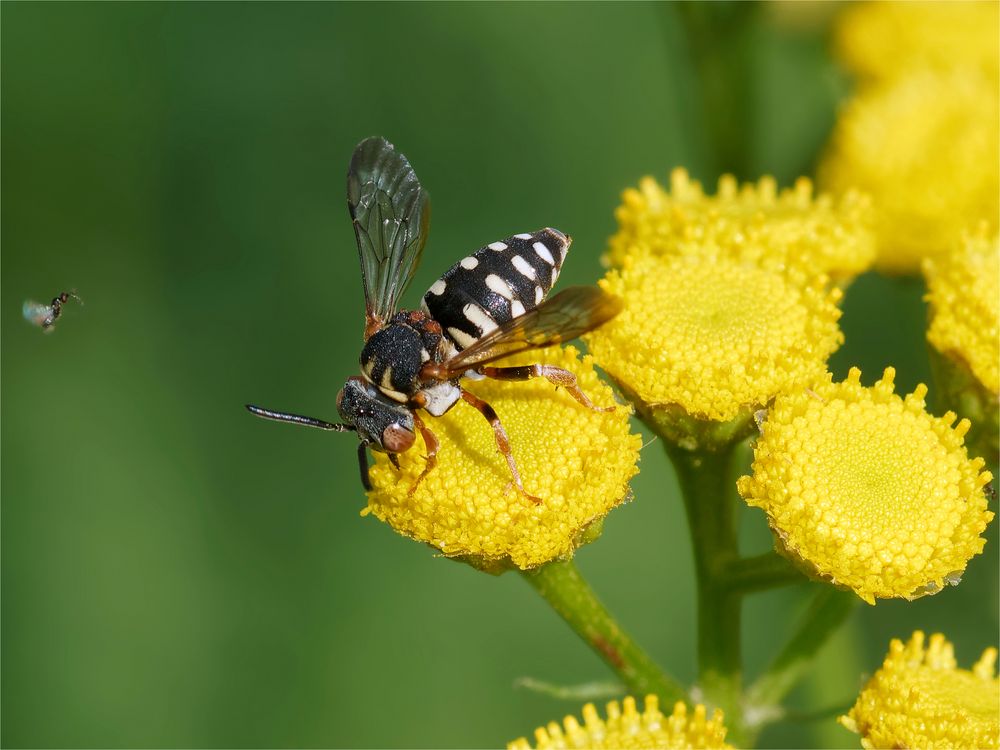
[{"xmin": 422, "ymin": 228, "xmax": 569, "ymax": 350}]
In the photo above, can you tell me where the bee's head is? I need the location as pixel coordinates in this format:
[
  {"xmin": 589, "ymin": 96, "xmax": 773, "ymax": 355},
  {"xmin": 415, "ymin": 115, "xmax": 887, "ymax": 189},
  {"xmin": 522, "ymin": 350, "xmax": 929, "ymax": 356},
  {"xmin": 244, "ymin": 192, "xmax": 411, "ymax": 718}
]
[{"xmin": 336, "ymin": 376, "xmax": 415, "ymax": 453}]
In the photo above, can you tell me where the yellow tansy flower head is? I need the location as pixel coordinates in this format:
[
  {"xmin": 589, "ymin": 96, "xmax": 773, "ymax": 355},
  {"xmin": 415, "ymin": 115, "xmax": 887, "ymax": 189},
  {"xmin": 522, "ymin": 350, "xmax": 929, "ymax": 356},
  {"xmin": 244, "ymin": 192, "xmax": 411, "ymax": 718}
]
[
  {"xmin": 840, "ymin": 631, "xmax": 999, "ymax": 750},
  {"xmin": 925, "ymin": 226, "xmax": 1000, "ymax": 396},
  {"xmin": 508, "ymin": 696, "xmax": 731, "ymax": 750},
  {"xmin": 835, "ymin": 1, "xmax": 1000, "ymax": 83},
  {"xmin": 607, "ymin": 168, "xmax": 875, "ymax": 283},
  {"xmin": 364, "ymin": 346, "xmax": 640, "ymax": 571},
  {"xmin": 585, "ymin": 252, "xmax": 843, "ymax": 442},
  {"xmin": 737, "ymin": 367, "xmax": 994, "ymax": 605},
  {"xmin": 820, "ymin": 68, "xmax": 1000, "ymax": 273}
]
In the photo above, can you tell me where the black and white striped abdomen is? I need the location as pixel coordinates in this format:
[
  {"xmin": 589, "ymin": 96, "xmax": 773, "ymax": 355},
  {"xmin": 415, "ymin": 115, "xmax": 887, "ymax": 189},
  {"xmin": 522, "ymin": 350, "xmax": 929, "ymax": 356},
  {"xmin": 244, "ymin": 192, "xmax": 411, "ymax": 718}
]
[{"xmin": 421, "ymin": 228, "xmax": 570, "ymax": 350}]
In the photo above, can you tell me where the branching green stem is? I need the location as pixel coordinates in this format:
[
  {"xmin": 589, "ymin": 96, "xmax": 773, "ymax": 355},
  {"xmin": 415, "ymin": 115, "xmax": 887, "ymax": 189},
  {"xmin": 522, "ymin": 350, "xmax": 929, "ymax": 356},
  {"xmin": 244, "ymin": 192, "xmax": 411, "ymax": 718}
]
[
  {"xmin": 665, "ymin": 442, "xmax": 746, "ymax": 743},
  {"xmin": 722, "ymin": 551, "xmax": 805, "ymax": 594},
  {"xmin": 521, "ymin": 558, "xmax": 687, "ymax": 706}
]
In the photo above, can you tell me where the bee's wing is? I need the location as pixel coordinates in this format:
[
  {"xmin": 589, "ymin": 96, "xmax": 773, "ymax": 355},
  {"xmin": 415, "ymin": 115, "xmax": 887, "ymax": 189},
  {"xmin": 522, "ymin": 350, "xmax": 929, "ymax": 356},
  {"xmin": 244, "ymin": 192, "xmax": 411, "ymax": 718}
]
[
  {"xmin": 347, "ymin": 136, "xmax": 431, "ymax": 339},
  {"xmin": 443, "ymin": 286, "xmax": 622, "ymax": 374}
]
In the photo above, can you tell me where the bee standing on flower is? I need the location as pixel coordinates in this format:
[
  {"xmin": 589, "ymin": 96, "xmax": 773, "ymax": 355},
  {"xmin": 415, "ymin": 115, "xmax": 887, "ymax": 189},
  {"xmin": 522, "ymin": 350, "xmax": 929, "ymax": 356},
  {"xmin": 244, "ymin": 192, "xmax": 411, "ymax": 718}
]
[
  {"xmin": 247, "ymin": 136, "xmax": 621, "ymax": 502},
  {"xmin": 22, "ymin": 290, "xmax": 82, "ymax": 332}
]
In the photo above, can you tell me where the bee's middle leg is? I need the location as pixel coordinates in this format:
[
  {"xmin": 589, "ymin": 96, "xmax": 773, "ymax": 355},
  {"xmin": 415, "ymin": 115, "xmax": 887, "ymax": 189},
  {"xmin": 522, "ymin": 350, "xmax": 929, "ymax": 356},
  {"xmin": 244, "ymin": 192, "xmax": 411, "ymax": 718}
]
[{"xmin": 460, "ymin": 389, "xmax": 542, "ymax": 504}]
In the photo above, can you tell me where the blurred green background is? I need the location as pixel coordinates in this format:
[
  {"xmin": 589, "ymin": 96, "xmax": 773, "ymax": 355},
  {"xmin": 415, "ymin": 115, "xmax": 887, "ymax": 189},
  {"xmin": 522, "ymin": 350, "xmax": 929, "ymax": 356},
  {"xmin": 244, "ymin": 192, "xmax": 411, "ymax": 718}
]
[{"xmin": 2, "ymin": 3, "xmax": 996, "ymax": 748}]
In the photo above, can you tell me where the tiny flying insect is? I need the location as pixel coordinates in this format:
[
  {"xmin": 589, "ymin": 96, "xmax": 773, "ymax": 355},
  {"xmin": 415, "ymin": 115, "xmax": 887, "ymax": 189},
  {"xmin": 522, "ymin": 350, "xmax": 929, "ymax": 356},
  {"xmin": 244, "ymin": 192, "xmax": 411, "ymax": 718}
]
[
  {"xmin": 246, "ymin": 136, "xmax": 622, "ymax": 503},
  {"xmin": 23, "ymin": 290, "xmax": 82, "ymax": 332}
]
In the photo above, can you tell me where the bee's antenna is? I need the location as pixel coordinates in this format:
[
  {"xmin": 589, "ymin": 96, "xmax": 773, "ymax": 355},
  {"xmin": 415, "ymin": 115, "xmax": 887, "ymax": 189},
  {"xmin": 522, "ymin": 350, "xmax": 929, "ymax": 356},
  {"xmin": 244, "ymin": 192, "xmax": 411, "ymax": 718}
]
[{"xmin": 245, "ymin": 404, "xmax": 355, "ymax": 432}]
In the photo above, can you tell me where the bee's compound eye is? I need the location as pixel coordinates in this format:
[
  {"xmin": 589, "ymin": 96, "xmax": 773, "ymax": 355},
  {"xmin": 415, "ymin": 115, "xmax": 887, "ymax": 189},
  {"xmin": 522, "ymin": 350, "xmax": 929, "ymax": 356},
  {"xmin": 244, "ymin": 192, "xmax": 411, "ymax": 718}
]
[
  {"xmin": 382, "ymin": 423, "xmax": 415, "ymax": 453},
  {"xmin": 336, "ymin": 388, "xmax": 346, "ymax": 410}
]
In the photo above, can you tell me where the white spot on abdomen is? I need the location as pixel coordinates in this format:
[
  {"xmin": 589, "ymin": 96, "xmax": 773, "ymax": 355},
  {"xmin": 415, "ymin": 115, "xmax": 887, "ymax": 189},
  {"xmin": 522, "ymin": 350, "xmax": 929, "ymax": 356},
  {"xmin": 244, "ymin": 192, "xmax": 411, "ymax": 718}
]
[
  {"xmin": 428, "ymin": 279, "xmax": 447, "ymax": 295},
  {"xmin": 511, "ymin": 255, "xmax": 537, "ymax": 280},
  {"xmin": 485, "ymin": 274, "xmax": 514, "ymax": 300},
  {"xmin": 488, "ymin": 241, "xmax": 508, "ymax": 251},
  {"xmin": 535, "ymin": 285, "xmax": 544, "ymax": 304},
  {"xmin": 511, "ymin": 300, "xmax": 526, "ymax": 317},
  {"xmin": 460, "ymin": 256, "xmax": 479, "ymax": 270},
  {"xmin": 463, "ymin": 303, "xmax": 498, "ymax": 335},
  {"xmin": 533, "ymin": 242, "xmax": 555, "ymax": 265},
  {"xmin": 447, "ymin": 326, "xmax": 477, "ymax": 349},
  {"xmin": 514, "ymin": 233, "xmax": 532, "ymax": 240}
]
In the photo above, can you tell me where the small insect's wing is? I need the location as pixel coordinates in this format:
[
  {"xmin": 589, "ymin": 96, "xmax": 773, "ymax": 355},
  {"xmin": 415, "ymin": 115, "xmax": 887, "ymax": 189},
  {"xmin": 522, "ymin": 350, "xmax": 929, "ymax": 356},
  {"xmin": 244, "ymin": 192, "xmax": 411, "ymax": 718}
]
[
  {"xmin": 444, "ymin": 286, "xmax": 622, "ymax": 373},
  {"xmin": 347, "ymin": 136, "xmax": 431, "ymax": 339},
  {"xmin": 22, "ymin": 300, "xmax": 55, "ymax": 330}
]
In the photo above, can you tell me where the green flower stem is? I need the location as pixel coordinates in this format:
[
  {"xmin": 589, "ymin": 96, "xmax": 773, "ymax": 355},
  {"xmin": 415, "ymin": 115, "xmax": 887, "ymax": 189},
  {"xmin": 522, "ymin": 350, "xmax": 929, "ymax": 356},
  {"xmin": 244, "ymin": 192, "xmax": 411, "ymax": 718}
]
[
  {"xmin": 521, "ymin": 558, "xmax": 686, "ymax": 706},
  {"xmin": 746, "ymin": 586, "xmax": 858, "ymax": 710},
  {"xmin": 722, "ymin": 551, "xmax": 805, "ymax": 594},
  {"xmin": 665, "ymin": 442, "xmax": 746, "ymax": 744}
]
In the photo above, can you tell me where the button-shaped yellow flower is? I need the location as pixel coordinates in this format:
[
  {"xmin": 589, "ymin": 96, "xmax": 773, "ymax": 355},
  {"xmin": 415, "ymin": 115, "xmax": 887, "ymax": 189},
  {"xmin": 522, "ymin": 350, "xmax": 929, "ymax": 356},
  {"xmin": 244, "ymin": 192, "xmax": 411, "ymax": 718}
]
[
  {"xmin": 840, "ymin": 631, "xmax": 999, "ymax": 750},
  {"xmin": 738, "ymin": 367, "xmax": 994, "ymax": 605},
  {"xmin": 834, "ymin": 1, "xmax": 1000, "ymax": 83},
  {"xmin": 364, "ymin": 346, "xmax": 640, "ymax": 571},
  {"xmin": 508, "ymin": 696, "xmax": 731, "ymax": 750},
  {"xmin": 607, "ymin": 168, "xmax": 875, "ymax": 283},
  {"xmin": 585, "ymin": 252, "xmax": 844, "ymax": 437},
  {"xmin": 925, "ymin": 226, "xmax": 1000, "ymax": 396},
  {"xmin": 820, "ymin": 68, "xmax": 999, "ymax": 273}
]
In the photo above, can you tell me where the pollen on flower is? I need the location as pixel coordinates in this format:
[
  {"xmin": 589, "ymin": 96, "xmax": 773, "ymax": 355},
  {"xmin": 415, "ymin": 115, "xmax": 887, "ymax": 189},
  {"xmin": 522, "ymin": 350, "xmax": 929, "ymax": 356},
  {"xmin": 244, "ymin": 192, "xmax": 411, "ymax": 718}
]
[
  {"xmin": 819, "ymin": 68, "xmax": 999, "ymax": 273},
  {"xmin": 364, "ymin": 346, "xmax": 640, "ymax": 571},
  {"xmin": 585, "ymin": 252, "xmax": 843, "ymax": 424},
  {"xmin": 924, "ymin": 226, "xmax": 1000, "ymax": 395},
  {"xmin": 737, "ymin": 367, "xmax": 994, "ymax": 605},
  {"xmin": 840, "ymin": 631, "xmax": 999, "ymax": 749},
  {"xmin": 508, "ymin": 695, "xmax": 731, "ymax": 750},
  {"xmin": 606, "ymin": 168, "xmax": 875, "ymax": 283},
  {"xmin": 834, "ymin": 1, "xmax": 1000, "ymax": 83}
]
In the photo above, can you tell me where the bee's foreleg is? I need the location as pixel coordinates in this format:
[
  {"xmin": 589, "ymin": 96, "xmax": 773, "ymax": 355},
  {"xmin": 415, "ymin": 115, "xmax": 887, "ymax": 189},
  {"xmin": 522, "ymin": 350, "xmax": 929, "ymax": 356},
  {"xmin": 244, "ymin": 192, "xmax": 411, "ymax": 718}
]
[
  {"xmin": 407, "ymin": 411, "xmax": 440, "ymax": 497},
  {"xmin": 478, "ymin": 365, "xmax": 614, "ymax": 413},
  {"xmin": 460, "ymin": 389, "xmax": 542, "ymax": 504}
]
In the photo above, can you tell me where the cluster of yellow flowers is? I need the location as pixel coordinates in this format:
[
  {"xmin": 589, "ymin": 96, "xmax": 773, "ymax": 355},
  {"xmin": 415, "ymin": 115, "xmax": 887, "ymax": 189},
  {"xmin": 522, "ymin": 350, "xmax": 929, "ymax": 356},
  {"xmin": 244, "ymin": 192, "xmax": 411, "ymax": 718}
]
[
  {"xmin": 821, "ymin": 1, "xmax": 999, "ymax": 273},
  {"xmin": 354, "ymin": 6, "xmax": 997, "ymax": 747},
  {"xmin": 588, "ymin": 166, "xmax": 994, "ymax": 607}
]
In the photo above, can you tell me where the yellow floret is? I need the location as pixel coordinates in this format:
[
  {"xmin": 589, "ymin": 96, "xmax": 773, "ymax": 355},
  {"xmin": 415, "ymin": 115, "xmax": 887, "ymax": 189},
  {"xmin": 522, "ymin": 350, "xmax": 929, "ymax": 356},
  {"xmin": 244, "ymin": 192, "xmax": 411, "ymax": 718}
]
[
  {"xmin": 585, "ymin": 252, "xmax": 843, "ymax": 426},
  {"xmin": 607, "ymin": 168, "xmax": 875, "ymax": 283},
  {"xmin": 840, "ymin": 631, "xmax": 999, "ymax": 749},
  {"xmin": 364, "ymin": 346, "xmax": 640, "ymax": 571},
  {"xmin": 835, "ymin": 1, "xmax": 1000, "ymax": 83},
  {"xmin": 924, "ymin": 226, "xmax": 1000, "ymax": 395},
  {"xmin": 508, "ymin": 696, "xmax": 731, "ymax": 750},
  {"xmin": 820, "ymin": 68, "xmax": 999, "ymax": 273},
  {"xmin": 738, "ymin": 367, "xmax": 994, "ymax": 605}
]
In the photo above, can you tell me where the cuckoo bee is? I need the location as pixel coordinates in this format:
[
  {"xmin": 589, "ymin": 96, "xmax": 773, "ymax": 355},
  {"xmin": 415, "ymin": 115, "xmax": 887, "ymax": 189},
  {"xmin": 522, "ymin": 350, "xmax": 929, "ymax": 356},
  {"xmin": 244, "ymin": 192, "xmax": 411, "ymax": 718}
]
[{"xmin": 246, "ymin": 136, "xmax": 622, "ymax": 502}]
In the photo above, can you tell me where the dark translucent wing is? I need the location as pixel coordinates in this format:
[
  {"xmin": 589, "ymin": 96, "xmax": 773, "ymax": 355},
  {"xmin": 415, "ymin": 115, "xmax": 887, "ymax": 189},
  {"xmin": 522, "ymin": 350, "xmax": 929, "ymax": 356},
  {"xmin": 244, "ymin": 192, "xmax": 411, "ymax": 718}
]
[
  {"xmin": 444, "ymin": 286, "xmax": 622, "ymax": 373},
  {"xmin": 347, "ymin": 136, "xmax": 431, "ymax": 338}
]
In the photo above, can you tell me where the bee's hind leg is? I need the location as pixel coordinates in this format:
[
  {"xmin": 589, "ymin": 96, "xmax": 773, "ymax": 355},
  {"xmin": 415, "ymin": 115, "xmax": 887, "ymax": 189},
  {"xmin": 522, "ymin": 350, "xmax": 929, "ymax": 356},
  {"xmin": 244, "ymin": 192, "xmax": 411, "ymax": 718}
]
[
  {"xmin": 460, "ymin": 389, "xmax": 542, "ymax": 504},
  {"xmin": 478, "ymin": 365, "xmax": 614, "ymax": 412}
]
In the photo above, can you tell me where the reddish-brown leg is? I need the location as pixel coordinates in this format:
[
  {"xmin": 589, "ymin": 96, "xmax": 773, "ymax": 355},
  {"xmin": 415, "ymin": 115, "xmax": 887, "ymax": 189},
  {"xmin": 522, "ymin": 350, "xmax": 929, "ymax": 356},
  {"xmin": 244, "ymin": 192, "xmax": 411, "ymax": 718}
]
[
  {"xmin": 479, "ymin": 365, "xmax": 614, "ymax": 412},
  {"xmin": 408, "ymin": 411, "xmax": 440, "ymax": 497},
  {"xmin": 460, "ymin": 389, "xmax": 542, "ymax": 504}
]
